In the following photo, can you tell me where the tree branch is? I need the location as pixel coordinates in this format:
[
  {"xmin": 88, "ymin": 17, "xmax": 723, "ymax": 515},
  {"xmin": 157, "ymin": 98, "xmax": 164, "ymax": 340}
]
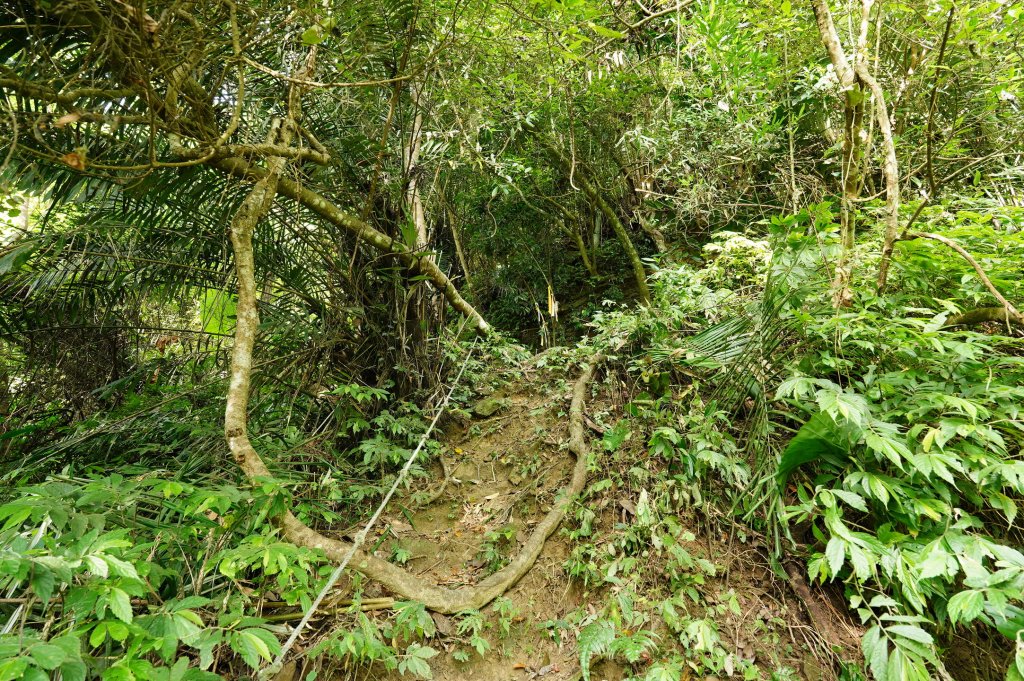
[
  {"xmin": 208, "ymin": 156, "xmax": 489, "ymax": 334},
  {"xmin": 903, "ymin": 231, "xmax": 1024, "ymax": 326}
]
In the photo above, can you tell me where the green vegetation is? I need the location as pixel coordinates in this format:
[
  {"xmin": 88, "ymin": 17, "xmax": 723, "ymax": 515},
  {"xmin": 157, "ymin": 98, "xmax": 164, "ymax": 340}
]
[{"xmin": 1, "ymin": 0, "xmax": 1023, "ymax": 679}]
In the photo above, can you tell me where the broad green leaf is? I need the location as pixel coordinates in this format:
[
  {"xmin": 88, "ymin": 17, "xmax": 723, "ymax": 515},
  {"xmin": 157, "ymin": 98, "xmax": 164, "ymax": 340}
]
[
  {"xmin": 825, "ymin": 536, "xmax": 845, "ymax": 577},
  {"xmin": 28, "ymin": 643, "xmax": 66, "ymax": 670},
  {"xmin": 886, "ymin": 624, "xmax": 933, "ymax": 645},
  {"xmin": 0, "ymin": 658, "xmax": 28, "ymax": 681},
  {"xmin": 777, "ymin": 412, "xmax": 860, "ymax": 485},
  {"xmin": 863, "ymin": 626, "xmax": 888, "ymax": 681},
  {"xmin": 0, "ymin": 244, "xmax": 35, "ymax": 274},
  {"xmin": 947, "ymin": 590, "xmax": 985, "ymax": 625},
  {"xmin": 108, "ymin": 588, "xmax": 133, "ymax": 623}
]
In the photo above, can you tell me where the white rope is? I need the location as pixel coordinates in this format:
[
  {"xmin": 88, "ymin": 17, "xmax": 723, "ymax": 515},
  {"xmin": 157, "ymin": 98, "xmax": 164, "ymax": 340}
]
[{"xmin": 261, "ymin": 339, "xmax": 477, "ymax": 677}]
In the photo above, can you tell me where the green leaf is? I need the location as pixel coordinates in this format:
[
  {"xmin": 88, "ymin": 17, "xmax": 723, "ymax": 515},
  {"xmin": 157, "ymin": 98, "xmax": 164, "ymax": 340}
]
[
  {"xmin": 777, "ymin": 412, "xmax": 860, "ymax": 485},
  {"xmin": 90, "ymin": 622, "xmax": 108, "ymax": 648},
  {"xmin": 0, "ymin": 658, "xmax": 28, "ymax": 681},
  {"xmin": 108, "ymin": 588, "xmax": 134, "ymax": 623},
  {"xmin": 947, "ymin": 590, "xmax": 985, "ymax": 625},
  {"xmin": 815, "ymin": 387, "xmax": 869, "ymax": 427},
  {"xmin": 825, "ymin": 536, "xmax": 845, "ymax": 577},
  {"xmin": 588, "ymin": 22, "xmax": 627, "ymax": 39},
  {"xmin": 0, "ymin": 244, "xmax": 35, "ymax": 274},
  {"xmin": 578, "ymin": 620, "xmax": 615, "ymax": 681},
  {"xmin": 865, "ymin": 430, "xmax": 911, "ymax": 470},
  {"xmin": 863, "ymin": 626, "xmax": 888, "ymax": 681},
  {"xmin": 887, "ymin": 624, "xmax": 933, "ymax": 645},
  {"xmin": 51, "ymin": 635, "xmax": 81, "ymax": 658},
  {"xmin": 232, "ymin": 630, "xmax": 275, "ymax": 669},
  {"xmin": 300, "ymin": 27, "xmax": 324, "ymax": 45},
  {"xmin": 29, "ymin": 643, "xmax": 66, "ymax": 670},
  {"xmin": 30, "ymin": 567, "xmax": 55, "ymax": 604},
  {"xmin": 398, "ymin": 643, "xmax": 437, "ymax": 679},
  {"xmin": 833, "ymin": 489, "xmax": 868, "ymax": 512},
  {"xmin": 23, "ymin": 667, "xmax": 48, "ymax": 681},
  {"xmin": 60, "ymin": 660, "xmax": 88, "ymax": 681}
]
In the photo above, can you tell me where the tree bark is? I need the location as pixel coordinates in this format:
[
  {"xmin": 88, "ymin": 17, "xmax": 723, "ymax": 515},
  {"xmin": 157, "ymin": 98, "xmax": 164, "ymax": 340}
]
[
  {"xmin": 944, "ymin": 307, "xmax": 1024, "ymax": 329},
  {"xmin": 209, "ymin": 156, "xmax": 489, "ymax": 335},
  {"xmin": 861, "ymin": 65, "xmax": 901, "ymax": 291},
  {"xmin": 403, "ymin": 84, "xmax": 430, "ymax": 252},
  {"xmin": 811, "ymin": 0, "xmax": 877, "ymax": 307},
  {"xmin": 543, "ymin": 143, "xmax": 651, "ymax": 302},
  {"xmin": 225, "ymin": 120, "xmax": 290, "ymax": 479}
]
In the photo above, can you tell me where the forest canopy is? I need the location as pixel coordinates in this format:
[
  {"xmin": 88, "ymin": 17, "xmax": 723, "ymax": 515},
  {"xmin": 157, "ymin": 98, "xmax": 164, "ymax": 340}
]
[{"xmin": 1, "ymin": 0, "xmax": 1023, "ymax": 679}]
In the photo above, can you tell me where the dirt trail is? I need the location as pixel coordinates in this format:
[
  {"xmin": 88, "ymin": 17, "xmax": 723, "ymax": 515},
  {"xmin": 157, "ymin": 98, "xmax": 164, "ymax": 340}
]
[
  {"xmin": 327, "ymin": 367, "xmax": 857, "ymax": 681},
  {"xmin": 379, "ymin": 384, "xmax": 585, "ymax": 680}
]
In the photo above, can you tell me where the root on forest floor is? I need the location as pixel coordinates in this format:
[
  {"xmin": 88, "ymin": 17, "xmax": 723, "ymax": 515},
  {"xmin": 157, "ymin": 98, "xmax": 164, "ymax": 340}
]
[
  {"xmin": 231, "ymin": 343, "xmax": 600, "ymax": 613},
  {"xmin": 270, "ymin": 356, "xmax": 602, "ymax": 613}
]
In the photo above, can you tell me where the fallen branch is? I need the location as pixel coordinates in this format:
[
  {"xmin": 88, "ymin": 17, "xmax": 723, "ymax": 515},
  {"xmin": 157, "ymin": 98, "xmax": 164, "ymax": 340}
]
[
  {"xmin": 944, "ymin": 306, "xmax": 1024, "ymax": 329},
  {"xmin": 902, "ymin": 231, "xmax": 1024, "ymax": 326}
]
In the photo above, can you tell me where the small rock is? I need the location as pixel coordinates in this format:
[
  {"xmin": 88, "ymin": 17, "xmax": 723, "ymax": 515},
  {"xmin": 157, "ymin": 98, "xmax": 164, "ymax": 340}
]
[
  {"xmin": 431, "ymin": 612, "xmax": 454, "ymax": 637},
  {"xmin": 472, "ymin": 397, "xmax": 506, "ymax": 417}
]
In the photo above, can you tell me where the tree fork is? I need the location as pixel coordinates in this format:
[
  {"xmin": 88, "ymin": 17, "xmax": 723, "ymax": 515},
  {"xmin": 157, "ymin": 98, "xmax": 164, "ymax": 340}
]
[{"xmin": 210, "ymin": 156, "xmax": 489, "ymax": 335}]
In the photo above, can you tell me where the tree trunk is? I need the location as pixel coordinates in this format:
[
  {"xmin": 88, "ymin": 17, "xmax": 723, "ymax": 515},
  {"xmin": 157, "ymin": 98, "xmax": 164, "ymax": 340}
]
[
  {"xmin": 812, "ymin": 0, "xmax": 860, "ymax": 306},
  {"xmin": 543, "ymin": 143, "xmax": 651, "ymax": 303},
  {"xmin": 561, "ymin": 220, "xmax": 599, "ymax": 277},
  {"xmin": 403, "ymin": 84, "xmax": 430, "ymax": 253},
  {"xmin": 210, "ymin": 156, "xmax": 489, "ymax": 334},
  {"xmin": 225, "ymin": 120, "xmax": 290, "ymax": 479}
]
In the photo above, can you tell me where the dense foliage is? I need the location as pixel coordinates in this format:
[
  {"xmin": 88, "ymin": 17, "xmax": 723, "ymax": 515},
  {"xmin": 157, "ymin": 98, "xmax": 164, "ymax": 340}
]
[{"xmin": 1, "ymin": 0, "xmax": 1023, "ymax": 679}]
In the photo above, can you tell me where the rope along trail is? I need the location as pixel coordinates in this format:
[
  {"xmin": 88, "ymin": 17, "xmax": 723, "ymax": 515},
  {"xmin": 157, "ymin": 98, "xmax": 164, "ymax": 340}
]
[{"xmin": 260, "ymin": 340, "xmax": 478, "ymax": 678}]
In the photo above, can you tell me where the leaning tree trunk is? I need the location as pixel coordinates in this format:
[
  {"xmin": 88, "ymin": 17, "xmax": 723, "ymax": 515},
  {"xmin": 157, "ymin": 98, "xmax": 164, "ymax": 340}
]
[
  {"xmin": 211, "ymin": 157, "xmax": 489, "ymax": 334},
  {"xmin": 543, "ymin": 143, "xmax": 651, "ymax": 303}
]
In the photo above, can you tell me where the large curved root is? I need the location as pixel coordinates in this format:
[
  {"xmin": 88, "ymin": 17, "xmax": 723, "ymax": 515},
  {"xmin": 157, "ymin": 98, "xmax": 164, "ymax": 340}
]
[
  {"xmin": 232, "ymin": 351, "xmax": 601, "ymax": 613},
  {"xmin": 266, "ymin": 357, "xmax": 601, "ymax": 613}
]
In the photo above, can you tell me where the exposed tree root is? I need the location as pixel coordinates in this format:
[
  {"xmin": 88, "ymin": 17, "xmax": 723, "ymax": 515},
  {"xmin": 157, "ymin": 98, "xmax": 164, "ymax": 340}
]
[
  {"xmin": 903, "ymin": 231, "xmax": 1024, "ymax": 328},
  {"xmin": 269, "ymin": 356, "xmax": 602, "ymax": 613},
  {"xmin": 411, "ymin": 456, "xmax": 451, "ymax": 509},
  {"xmin": 225, "ymin": 164, "xmax": 603, "ymax": 612}
]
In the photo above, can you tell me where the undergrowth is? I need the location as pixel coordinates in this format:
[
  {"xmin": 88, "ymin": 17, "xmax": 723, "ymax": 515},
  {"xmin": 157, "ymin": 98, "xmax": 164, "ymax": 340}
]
[{"xmin": 1, "ymin": 204, "xmax": 1023, "ymax": 680}]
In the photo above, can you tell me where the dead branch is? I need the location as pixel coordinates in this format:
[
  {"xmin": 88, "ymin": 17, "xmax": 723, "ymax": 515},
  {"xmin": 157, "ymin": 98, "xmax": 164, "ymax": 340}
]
[{"xmin": 903, "ymin": 231, "xmax": 1024, "ymax": 326}]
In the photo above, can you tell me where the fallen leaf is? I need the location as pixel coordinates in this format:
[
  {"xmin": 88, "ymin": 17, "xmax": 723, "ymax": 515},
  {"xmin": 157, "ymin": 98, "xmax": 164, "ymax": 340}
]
[
  {"xmin": 390, "ymin": 520, "xmax": 413, "ymax": 534},
  {"xmin": 61, "ymin": 151, "xmax": 86, "ymax": 170},
  {"xmin": 431, "ymin": 612, "xmax": 453, "ymax": 637},
  {"xmin": 54, "ymin": 112, "xmax": 81, "ymax": 128}
]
